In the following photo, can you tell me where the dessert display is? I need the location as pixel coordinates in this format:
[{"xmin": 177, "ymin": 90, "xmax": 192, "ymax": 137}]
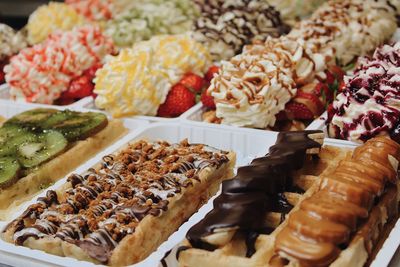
[
  {"xmin": 174, "ymin": 133, "xmax": 400, "ymax": 267},
  {"xmin": 2, "ymin": 139, "xmax": 236, "ymax": 265},
  {"xmin": 327, "ymin": 42, "xmax": 400, "ymax": 143},
  {"xmin": 26, "ymin": 2, "xmax": 85, "ymax": 45},
  {"xmin": 0, "ymin": 24, "xmax": 27, "ymax": 84},
  {"xmin": 103, "ymin": 0, "xmax": 199, "ymax": 48},
  {"xmin": 5, "ymin": 25, "xmax": 115, "ymax": 105},
  {"xmin": 192, "ymin": 0, "xmax": 289, "ymax": 61},
  {"xmin": 94, "ymin": 34, "xmax": 211, "ymax": 118},
  {"xmin": 0, "ymin": 108, "xmax": 126, "ymax": 219},
  {"xmin": 201, "ymin": 0, "xmax": 397, "ymax": 131}
]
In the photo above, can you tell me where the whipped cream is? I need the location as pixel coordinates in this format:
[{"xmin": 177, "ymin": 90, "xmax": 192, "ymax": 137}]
[
  {"xmin": 0, "ymin": 24, "xmax": 27, "ymax": 61},
  {"xmin": 210, "ymin": 37, "xmax": 329, "ymax": 128},
  {"xmin": 5, "ymin": 26, "xmax": 114, "ymax": 104},
  {"xmin": 65, "ymin": 0, "xmax": 114, "ymax": 21},
  {"xmin": 104, "ymin": 0, "xmax": 198, "ymax": 48},
  {"xmin": 329, "ymin": 42, "xmax": 400, "ymax": 142},
  {"xmin": 288, "ymin": 0, "xmax": 397, "ymax": 66},
  {"xmin": 27, "ymin": 2, "xmax": 85, "ymax": 45},
  {"xmin": 193, "ymin": 0, "xmax": 289, "ymax": 61},
  {"xmin": 94, "ymin": 34, "xmax": 211, "ymax": 117},
  {"xmin": 266, "ymin": 0, "xmax": 325, "ymax": 25}
]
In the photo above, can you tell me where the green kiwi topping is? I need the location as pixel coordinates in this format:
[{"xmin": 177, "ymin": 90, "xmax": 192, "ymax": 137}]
[
  {"xmin": 17, "ymin": 130, "xmax": 68, "ymax": 168},
  {"xmin": 0, "ymin": 108, "xmax": 109, "ymax": 189},
  {"xmin": 41, "ymin": 110, "xmax": 108, "ymax": 141},
  {"xmin": 0, "ymin": 157, "xmax": 20, "ymax": 189},
  {"xmin": 4, "ymin": 108, "xmax": 58, "ymax": 130}
]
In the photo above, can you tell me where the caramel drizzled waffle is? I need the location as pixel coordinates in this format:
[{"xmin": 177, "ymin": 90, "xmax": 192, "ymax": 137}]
[
  {"xmin": 176, "ymin": 133, "xmax": 400, "ymax": 267},
  {"xmin": 2, "ymin": 139, "xmax": 236, "ymax": 266}
]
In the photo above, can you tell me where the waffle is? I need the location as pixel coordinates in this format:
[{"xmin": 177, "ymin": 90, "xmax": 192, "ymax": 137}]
[
  {"xmin": 0, "ymin": 118, "xmax": 126, "ymax": 220},
  {"xmin": 175, "ymin": 134, "xmax": 400, "ymax": 267},
  {"xmin": 2, "ymin": 139, "xmax": 236, "ymax": 266}
]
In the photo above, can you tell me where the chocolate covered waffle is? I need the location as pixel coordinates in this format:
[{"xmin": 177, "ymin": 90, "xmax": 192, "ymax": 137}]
[
  {"xmin": 2, "ymin": 139, "xmax": 235, "ymax": 266},
  {"xmin": 175, "ymin": 134, "xmax": 400, "ymax": 267}
]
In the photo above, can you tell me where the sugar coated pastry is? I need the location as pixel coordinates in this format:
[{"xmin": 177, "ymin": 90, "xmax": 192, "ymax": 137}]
[
  {"xmin": 27, "ymin": 2, "xmax": 85, "ymax": 45},
  {"xmin": 94, "ymin": 34, "xmax": 211, "ymax": 117},
  {"xmin": 5, "ymin": 25, "xmax": 115, "ymax": 104},
  {"xmin": 192, "ymin": 0, "xmax": 289, "ymax": 61}
]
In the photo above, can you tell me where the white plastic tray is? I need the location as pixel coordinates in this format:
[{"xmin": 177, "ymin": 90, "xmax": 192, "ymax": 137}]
[
  {"xmin": 0, "ymin": 122, "xmax": 282, "ymax": 267},
  {"xmin": 81, "ymin": 97, "xmax": 199, "ymax": 123},
  {"xmin": 181, "ymin": 102, "xmax": 327, "ymax": 134},
  {"xmin": 0, "ymin": 84, "xmax": 89, "ymax": 108},
  {"xmin": 0, "ymin": 122, "xmax": 395, "ymax": 267}
]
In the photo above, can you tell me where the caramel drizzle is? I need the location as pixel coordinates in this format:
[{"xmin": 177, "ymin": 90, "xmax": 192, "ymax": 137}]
[
  {"xmin": 185, "ymin": 130, "xmax": 322, "ymax": 257},
  {"xmin": 274, "ymin": 136, "xmax": 400, "ymax": 267},
  {"xmin": 6, "ymin": 140, "xmax": 229, "ymax": 263}
]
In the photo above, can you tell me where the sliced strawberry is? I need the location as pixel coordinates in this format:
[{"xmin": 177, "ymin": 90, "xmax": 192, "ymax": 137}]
[
  {"xmin": 326, "ymin": 104, "xmax": 335, "ymax": 123},
  {"xmin": 179, "ymin": 73, "xmax": 205, "ymax": 93},
  {"xmin": 84, "ymin": 63, "xmax": 103, "ymax": 79},
  {"xmin": 157, "ymin": 84, "xmax": 196, "ymax": 117},
  {"xmin": 338, "ymin": 80, "xmax": 346, "ymax": 92},
  {"xmin": 0, "ymin": 61, "xmax": 6, "ymax": 84},
  {"xmin": 205, "ymin": 65, "xmax": 220, "ymax": 82},
  {"xmin": 294, "ymin": 91, "xmax": 324, "ymax": 116},
  {"xmin": 61, "ymin": 75, "xmax": 94, "ymax": 100},
  {"xmin": 325, "ymin": 70, "xmax": 335, "ymax": 85},
  {"xmin": 328, "ymin": 65, "xmax": 345, "ymax": 81},
  {"xmin": 285, "ymin": 102, "xmax": 314, "ymax": 120},
  {"xmin": 201, "ymin": 90, "xmax": 216, "ymax": 109},
  {"xmin": 314, "ymin": 83, "xmax": 333, "ymax": 103},
  {"xmin": 275, "ymin": 110, "xmax": 288, "ymax": 121}
]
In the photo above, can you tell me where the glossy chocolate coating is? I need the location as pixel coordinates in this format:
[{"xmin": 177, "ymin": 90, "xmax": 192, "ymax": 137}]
[{"xmin": 186, "ymin": 130, "xmax": 322, "ymax": 256}]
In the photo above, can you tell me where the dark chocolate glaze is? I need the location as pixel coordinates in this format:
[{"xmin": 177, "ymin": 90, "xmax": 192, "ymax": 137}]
[{"xmin": 186, "ymin": 131, "xmax": 322, "ymax": 257}]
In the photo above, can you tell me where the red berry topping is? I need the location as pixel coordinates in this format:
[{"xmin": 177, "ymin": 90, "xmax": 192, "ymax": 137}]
[
  {"xmin": 157, "ymin": 84, "xmax": 196, "ymax": 117},
  {"xmin": 205, "ymin": 65, "xmax": 220, "ymax": 82},
  {"xmin": 179, "ymin": 73, "xmax": 205, "ymax": 93},
  {"xmin": 61, "ymin": 75, "xmax": 94, "ymax": 100},
  {"xmin": 285, "ymin": 102, "xmax": 314, "ymax": 120},
  {"xmin": 201, "ymin": 90, "xmax": 216, "ymax": 109}
]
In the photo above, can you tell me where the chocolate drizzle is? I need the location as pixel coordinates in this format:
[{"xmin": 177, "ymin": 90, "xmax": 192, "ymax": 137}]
[
  {"xmin": 6, "ymin": 140, "xmax": 229, "ymax": 264},
  {"xmin": 186, "ymin": 131, "xmax": 322, "ymax": 257}
]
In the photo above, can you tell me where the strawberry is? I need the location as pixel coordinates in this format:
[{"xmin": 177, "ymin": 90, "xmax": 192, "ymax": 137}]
[
  {"xmin": 205, "ymin": 65, "xmax": 220, "ymax": 82},
  {"xmin": 314, "ymin": 82, "xmax": 332, "ymax": 103},
  {"xmin": 328, "ymin": 65, "xmax": 345, "ymax": 81},
  {"xmin": 0, "ymin": 61, "xmax": 6, "ymax": 84},
  {"xmin": 275, "ymin": 110, "xmax": 288, "ymax": 121},
  {"xmin": 0, "ymin": 70, "xmax": 4, "ymax": 84},
  {"xmin": 325, "ymin": 70, "xmax": 335, "ymax": 85},
  {"xmin": 201, "ymin": 90, "xmax": 216, "ymax": 109},
  {"xmin": 294, "ymin": 91, "xmax": 324, "ymax": 116},
  {"xmin": 285, "ymin": 102, "xmax": 314, "ymax": 120},
  {"xmin": 84, "ymin": 63, "xmax": 102, "ymax": 79},
  {"xmin": 179, "ymin": 73, "xmax": 205, "ymax": 93},
  {"xmin": 326, "ymin": 104, "xmax": 335, "ymax": 123},
  {"xmin": 61, "ymin": 75, "xmax": 94, "ymax": 100},
  {"xmin": 338, "ymin": 80, "xmax": 346, "ymax": 92},
  {"xmin": 157, "ymin": 84, "xmax": 196, "ymax": 117}
]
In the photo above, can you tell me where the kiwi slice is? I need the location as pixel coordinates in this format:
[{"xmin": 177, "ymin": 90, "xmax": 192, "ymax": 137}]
[
  {"xmin": 0, "ymin": 157, "xmax": 20, "ymax": 189},
  {"xmin": 5, "ymin": 108, "xmax": 58, "ymax": 130},
  {"xmin": 17, "ymin": 130, "xmax": 68, "ymax": 169},
  {"xmin": 42, "ymin": 110, "xmax": 108, "ymax": 141},
  {"xmin": 0, "ymin": 130, "xmax": 36, "ymax": 157}
]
